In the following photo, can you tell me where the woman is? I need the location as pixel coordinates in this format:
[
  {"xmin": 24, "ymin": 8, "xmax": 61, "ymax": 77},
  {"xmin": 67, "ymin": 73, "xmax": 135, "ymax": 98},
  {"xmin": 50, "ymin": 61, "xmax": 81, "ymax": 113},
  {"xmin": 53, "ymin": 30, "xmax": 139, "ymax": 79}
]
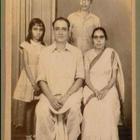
[
  {"xmin": 82, "ymin": 27, "xmax": 125, "ymax": 140},
  {"xmin": 68, "ymin": 0, "xmax": 100, "ymax": 53}
]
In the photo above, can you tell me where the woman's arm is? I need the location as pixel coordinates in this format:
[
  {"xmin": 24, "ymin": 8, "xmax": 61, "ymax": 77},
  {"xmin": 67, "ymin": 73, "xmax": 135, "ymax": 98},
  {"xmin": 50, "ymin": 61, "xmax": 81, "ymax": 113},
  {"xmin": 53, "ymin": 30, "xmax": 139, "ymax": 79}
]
[
  {"xmin": 103, "ymin": 68, "xmax": 117, "ymax": 90},
  {"xmin": 84, "ymin": 53, "xmax": 100, "ymax": 96},
  {"xmin": 97, "ymin": 61, "xmax": 118, "ymax": 100},
  {"xmin": 85, "ymin": 69, "xmax": 99, "ymax": 96}
]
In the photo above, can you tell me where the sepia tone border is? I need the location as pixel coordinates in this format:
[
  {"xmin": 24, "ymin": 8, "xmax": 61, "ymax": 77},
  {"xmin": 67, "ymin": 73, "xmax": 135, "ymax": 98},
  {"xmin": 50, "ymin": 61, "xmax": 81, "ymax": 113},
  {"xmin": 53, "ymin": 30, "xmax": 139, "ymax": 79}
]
[
  {"xmin": 2, "ymin": 0, "xmax": 138, "ymax": 140},
  {"xmin": 136, "ymin": 0, "xmax": 140, "ymax": 139}
]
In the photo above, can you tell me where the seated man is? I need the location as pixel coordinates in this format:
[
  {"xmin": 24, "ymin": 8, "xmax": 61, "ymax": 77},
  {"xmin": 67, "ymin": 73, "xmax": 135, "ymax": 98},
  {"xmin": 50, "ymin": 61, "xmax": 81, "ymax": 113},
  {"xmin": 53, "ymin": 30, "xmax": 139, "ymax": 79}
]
[{"xmin": 35, "ymin": 17, "xmax": 84, "ymax": 140}]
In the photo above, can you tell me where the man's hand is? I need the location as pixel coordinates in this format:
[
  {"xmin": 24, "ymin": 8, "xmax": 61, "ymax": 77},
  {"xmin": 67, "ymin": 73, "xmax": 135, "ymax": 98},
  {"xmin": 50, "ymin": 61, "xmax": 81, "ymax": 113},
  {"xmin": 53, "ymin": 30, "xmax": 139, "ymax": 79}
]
[
  {"xmin": 48, "ymin": 95, "xmax": 63, "ymax": 110},
  {"xmin": 59, "ymin": 94, "xmax": 70, "ymax": 105}
]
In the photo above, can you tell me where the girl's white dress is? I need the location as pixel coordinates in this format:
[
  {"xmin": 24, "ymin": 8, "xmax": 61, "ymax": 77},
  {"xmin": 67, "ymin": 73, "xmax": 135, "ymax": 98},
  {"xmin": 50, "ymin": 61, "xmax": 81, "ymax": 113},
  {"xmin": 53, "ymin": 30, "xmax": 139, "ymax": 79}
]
[
  {"xmin": 82, "ymin": 48, "xmax": 124, "ymax": 140},
  {"xmin": 13, "ymin": 40, "xmax": 45, "ymax": 102}
]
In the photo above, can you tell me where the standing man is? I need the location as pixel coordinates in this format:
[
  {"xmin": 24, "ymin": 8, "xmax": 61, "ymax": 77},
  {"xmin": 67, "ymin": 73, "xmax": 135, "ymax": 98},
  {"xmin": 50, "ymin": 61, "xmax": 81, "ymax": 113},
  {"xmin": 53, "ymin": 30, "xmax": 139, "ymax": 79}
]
[
  {"xmin": 68, "ymin": 0, "xmax": 101, "ymax": 53},
  {"xmin": 35, "ymin": 17, "xmax": 84, "ymax": 140}
]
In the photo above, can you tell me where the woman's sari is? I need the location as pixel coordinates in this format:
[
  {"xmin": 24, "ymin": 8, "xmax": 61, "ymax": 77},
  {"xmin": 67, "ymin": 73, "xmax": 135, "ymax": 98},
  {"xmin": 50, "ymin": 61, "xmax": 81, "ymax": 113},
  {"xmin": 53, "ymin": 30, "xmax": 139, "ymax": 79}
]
[{"xmin": 82, "ymin": 48, "xmax": 124, "ymax": 140}]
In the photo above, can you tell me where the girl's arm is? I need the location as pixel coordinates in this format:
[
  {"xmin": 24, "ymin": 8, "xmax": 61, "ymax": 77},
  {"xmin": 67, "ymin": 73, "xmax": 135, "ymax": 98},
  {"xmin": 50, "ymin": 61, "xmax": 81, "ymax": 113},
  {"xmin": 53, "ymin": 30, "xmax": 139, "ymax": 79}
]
[{"xmin": 22, "ymin": 49, "xmax": 39, "ymax": 90}]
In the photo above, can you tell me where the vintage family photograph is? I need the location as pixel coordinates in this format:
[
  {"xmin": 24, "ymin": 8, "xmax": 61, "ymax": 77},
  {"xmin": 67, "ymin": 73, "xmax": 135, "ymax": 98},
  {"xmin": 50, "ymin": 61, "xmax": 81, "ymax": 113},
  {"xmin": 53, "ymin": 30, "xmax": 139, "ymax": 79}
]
[{"xmin": 3, "ymin": 0, "xmax": 136, "ymax": 140}]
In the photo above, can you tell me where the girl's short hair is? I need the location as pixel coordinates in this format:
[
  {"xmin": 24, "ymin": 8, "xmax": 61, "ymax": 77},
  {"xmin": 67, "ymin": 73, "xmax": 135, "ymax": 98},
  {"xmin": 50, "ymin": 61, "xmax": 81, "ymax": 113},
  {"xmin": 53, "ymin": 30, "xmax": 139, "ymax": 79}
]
[
  {"xmin": 26, "ymin": 18, "xmax": 45, "ymax": 45},
  {"xmin": 91, "ymin": 27, "xmax": 108, "ymax": 40}
]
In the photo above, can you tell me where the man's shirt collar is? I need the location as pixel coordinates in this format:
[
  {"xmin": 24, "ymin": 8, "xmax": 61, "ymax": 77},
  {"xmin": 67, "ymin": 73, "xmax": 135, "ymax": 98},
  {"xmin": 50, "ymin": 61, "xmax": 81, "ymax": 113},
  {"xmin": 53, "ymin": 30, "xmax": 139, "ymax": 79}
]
[{"xmin": 51, "ymin": 42, "xmax": 72, "ymax": 53}]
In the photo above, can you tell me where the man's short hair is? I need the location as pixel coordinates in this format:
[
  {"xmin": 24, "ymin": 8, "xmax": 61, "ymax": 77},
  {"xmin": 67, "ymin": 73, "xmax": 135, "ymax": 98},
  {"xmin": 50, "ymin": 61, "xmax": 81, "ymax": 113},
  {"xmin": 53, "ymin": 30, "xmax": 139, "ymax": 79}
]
[{"xmin": 52, "ymin": 17, "xmax": 70, "ymax": 30}]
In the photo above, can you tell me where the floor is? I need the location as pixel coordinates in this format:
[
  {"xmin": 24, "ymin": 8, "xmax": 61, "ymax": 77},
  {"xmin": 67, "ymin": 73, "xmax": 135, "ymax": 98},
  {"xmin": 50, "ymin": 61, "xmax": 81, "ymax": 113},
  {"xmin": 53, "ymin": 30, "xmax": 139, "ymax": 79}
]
[{"xmin": 12, "ymin": 125, "xmax": 132, "ymax": 140}]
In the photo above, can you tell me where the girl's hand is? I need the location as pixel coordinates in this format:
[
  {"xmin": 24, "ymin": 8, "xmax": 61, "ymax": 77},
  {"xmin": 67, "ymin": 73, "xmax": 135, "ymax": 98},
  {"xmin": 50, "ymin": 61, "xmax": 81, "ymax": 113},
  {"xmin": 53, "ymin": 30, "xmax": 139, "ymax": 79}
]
[
  {"xmin": 34, "ymin": 89, "xmax": 42, "ymax": 96},
  {"xmin": 33, "ymin": 84, "xmax": 41, "ymax": 96},
  {"xmin": 32, "ymin": 84, "xmax": 40, "ymax": 91}
]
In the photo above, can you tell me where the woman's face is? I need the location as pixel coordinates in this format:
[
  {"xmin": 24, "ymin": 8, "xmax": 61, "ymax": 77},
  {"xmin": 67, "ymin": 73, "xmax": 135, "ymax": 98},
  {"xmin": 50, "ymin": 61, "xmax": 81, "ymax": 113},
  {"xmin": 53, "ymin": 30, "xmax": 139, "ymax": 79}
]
[
  {"xmin": 80, "ymin": 0, "xmax": 91, "ymax": 11},
  {"xmin": 93, "ymin": 29, "xmax": 106, "ymax": 49},
  {"xmin": 31, "ymin": 24, "xmax": 44, "ymax": 41}
]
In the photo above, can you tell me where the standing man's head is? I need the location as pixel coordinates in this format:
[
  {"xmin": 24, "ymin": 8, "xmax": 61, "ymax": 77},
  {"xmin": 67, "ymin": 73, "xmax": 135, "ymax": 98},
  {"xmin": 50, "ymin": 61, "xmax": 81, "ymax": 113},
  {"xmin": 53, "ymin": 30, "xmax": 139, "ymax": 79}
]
[
  {"xmin": 52, "ymin": 17, "xmax": 70, "ymax": 43},
  {"xmin": 80, "ymin": 0, "xmax": 93, "ymax": 11}
]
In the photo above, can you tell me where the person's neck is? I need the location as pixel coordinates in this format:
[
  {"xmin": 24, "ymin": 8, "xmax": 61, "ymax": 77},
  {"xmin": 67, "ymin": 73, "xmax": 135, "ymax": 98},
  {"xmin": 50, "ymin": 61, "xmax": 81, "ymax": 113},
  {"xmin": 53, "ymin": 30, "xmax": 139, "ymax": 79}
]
[
  {"xmin": 94, "ymin": 47, "xmax": 105, "ymax": 54},
  {"xmin": 31, "ymin": 39, "xmax": 40, "ymax": 43},
  {"xmin": 55, "ymin": 42, "xmax": 67, "ymax": 51},
  {"xmin": 80, "ymin": 9, "xmax": 90, "ymax": 15}
]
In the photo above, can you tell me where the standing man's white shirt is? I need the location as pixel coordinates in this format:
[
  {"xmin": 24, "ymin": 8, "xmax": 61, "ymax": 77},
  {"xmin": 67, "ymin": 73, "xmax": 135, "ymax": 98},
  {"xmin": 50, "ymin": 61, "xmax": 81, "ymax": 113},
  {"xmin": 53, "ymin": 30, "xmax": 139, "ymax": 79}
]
[
  {"xmin": 68, "ymin": 11, "xmax": 100, "ymax": 52},
  {"xmin": 68, "ymin": 0, "xmax": 101, "ymax": 53}
]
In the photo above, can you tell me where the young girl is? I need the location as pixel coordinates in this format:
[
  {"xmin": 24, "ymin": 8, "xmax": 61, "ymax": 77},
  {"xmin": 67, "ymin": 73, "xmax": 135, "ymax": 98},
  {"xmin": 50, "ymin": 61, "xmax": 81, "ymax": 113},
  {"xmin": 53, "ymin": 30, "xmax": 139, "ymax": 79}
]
[{"xmin": 13, "ymin": 18, "xmax": 46, "ymax": 140}]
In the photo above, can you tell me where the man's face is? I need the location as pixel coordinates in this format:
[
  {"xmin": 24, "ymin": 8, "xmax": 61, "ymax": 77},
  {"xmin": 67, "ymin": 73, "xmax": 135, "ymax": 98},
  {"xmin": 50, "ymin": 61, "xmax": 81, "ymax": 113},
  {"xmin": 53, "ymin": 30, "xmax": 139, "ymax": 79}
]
[
  {"xmin": 53, "ymin": 20, "xmax": 69, "ymax": 43},
  {"xmin": 80, "ymin": 0, "xmax": 91, "ymax": 11}
]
